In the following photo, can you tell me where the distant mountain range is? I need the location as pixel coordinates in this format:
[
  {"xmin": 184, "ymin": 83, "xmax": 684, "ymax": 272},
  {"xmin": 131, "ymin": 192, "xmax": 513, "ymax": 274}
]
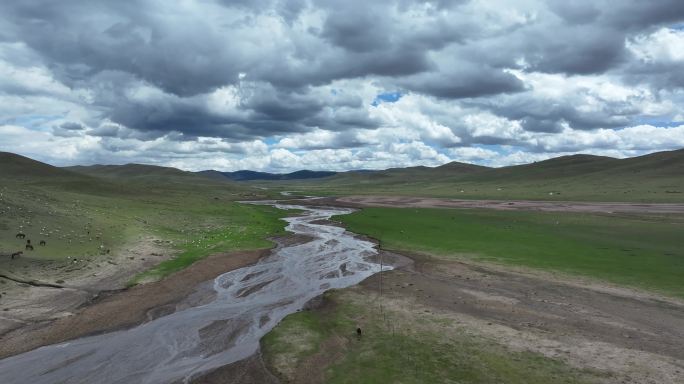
[
  {"xmin": 197, "ymin": 169, "xmax": 337, "ymax": 181},
  {"xmin": 195, "ymin": 159, "xmax": 490, "ymax": 181}
]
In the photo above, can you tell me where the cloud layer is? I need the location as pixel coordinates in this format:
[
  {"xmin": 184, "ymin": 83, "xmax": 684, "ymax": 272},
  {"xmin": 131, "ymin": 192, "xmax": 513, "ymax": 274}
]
[{"xmin": 1, "ymin": 0, "xmax": 683, "ymax": 171}]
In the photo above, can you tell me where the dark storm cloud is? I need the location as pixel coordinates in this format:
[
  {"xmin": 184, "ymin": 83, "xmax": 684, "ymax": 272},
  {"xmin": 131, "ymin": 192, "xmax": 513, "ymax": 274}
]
[
  {"xmin": 473, "ymin": 97, "xmax": 633, "ymax": 133},
  {"xmin": 495, "ymin": 1, "xmax": 684, "ymax": 77},
  {"xmin": 0, "ymin": 0, "xmax": 683, "ymax": 147},
  {"xmin": 601, "ymin": 0, "xmax": 684, "ymax": 30},
  {"xmin": 399, "ymin": 66, "xmax": 526, "ymax": 99},
  {"xmin": 625, "ymin": 61, "xmax": 684, "ymax": 90},
  {"xmin": 91, "ymin": 78, "xmax": 380, "ymax": 141},
  {"xmin": 548, "ymin": 2, "xmax": 600, "ymax": 25},
  {"xmin": 523, "ymin": 27, "xmax": 628, "ymax": 75},
  {"xmin": 60, "ymin": 122, "xmax": 85, "ymax": 131},
  {"xmin": 549, "ymin": 0, "xmax": 684, "ymax": 30},
  {"xmin": 0, "ymin": 1, "xmax": 252, "ymax": 96}
]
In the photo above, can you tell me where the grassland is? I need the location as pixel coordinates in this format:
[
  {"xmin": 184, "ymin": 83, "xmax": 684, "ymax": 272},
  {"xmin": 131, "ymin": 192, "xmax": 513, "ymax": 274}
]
[
  {"xmin": 130, "ymin": 203, "xmax": 289, "ymax": 283},
  {"xmin": 337, "ymin": 207, "xmax": 684, "ymax": 298},
  {"xmin": 262, "ymin": 289, "xmax": 604, "ymax": 384},
  {"xmin": 265, "ymin": 150, "xmax": 684, "ymax": 202},
  {"xmin": 0, "ymin": 152, "xmax": 287, "ymax": 284}
]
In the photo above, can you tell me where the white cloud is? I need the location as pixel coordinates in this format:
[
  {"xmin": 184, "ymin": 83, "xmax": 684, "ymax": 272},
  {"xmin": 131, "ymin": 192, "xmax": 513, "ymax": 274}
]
[
  {"xmin": 533, "ymin": 125, "xmax": 684, "ymax": 152},
  {"xmin": 628, "ymin": 28, "xmax": 684, "ymax": 63},
  {"xmin": 0, "ymin": 1, "xmax": 683, "ymax": 173},
  {"xmin": 448, "ymin": 147, "xmax": 500, "ymax": 162}
]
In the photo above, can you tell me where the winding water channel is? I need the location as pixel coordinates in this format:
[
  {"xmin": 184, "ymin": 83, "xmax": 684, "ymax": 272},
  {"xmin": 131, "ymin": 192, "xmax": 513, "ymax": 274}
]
[{"xmin": 0, "ymin": 202, "xmax": 389, "ymax": 384}]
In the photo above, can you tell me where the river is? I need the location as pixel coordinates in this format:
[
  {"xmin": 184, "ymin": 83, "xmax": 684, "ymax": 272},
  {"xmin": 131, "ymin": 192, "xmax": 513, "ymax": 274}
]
[{"xmin": 0, "ymin": 202, "xmax": 389, "ymax": 384}]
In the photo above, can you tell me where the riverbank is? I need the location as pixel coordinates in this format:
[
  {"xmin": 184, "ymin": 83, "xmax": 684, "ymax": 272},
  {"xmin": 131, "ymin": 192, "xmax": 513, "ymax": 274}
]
[
  {"xmin": 0, "ymin": 236, "xmax": 172, "ymax": 338},
  {"xmin": 259, "ymin": 248, "xmax": 684, "ymax": 383},
  {"xmin": 0, "ymin": 203, "xmax": 390, "ymax": 384},
  {"xmin": 0, "ymin": 246, "xmax": 272, "ymax": 358}
]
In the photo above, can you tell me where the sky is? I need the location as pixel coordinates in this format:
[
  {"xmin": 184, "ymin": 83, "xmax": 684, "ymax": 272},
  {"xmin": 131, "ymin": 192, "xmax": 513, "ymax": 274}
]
[{"xmin": 1, "ymin": 0, "xmax": 684, "ymax": 172}]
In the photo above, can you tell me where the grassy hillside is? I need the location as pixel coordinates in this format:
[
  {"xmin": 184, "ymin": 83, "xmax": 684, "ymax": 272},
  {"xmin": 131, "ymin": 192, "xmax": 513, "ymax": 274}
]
[
  {"xmin": 66, "ymin": 163, "xmax": 195, "ymax": 179},
  {"xmin": 0, "ymin": 153, "xmax": 287, "ymax": 283},
  {"xmin": 337, "ymin": 207, "xmax": 684, "ymax": 298},
  {"xmin": 269, "ymin": 149, "xmax": 684, "ymax": 202},
  {"xmin": 1, "ymin": 152, "xmax": 82, "ymax": 180}
]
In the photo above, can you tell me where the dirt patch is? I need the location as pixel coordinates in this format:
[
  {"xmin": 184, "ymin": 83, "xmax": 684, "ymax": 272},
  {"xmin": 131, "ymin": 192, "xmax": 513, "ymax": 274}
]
[
  {"xmin": 357, "ymin": 253, "xmax": 684, "ymax": 383},
  {"xmin": 0, "ymin": 248, "xmax": 270, "ymax": 359},
  {"xmin": 316, "ymin": 195, "xmax": 684, "ymax": 214},
  {"xmin": 0, "ymin": 236, "xmax": 171, "ymax": 336}
]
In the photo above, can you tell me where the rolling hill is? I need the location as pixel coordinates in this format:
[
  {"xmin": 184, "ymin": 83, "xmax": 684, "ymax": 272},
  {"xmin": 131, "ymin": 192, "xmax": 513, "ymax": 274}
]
[
  {"xmin": 0, "ymin": 152, "xmax": 88, "ymax": 181},
  {"xmin": 3, "ymin": 149, "xmax": 683, "ymax": 201},
  {"xmin": 268, "ymin": 149, "xmax": 684, "ymax": 202},
  {"xmin": 65, "ymin": 163, "xmax": 209, "ymax": 185},
  {"xmin": 0, "ymin": 153, "xmax": 281, "ymax": 266}
]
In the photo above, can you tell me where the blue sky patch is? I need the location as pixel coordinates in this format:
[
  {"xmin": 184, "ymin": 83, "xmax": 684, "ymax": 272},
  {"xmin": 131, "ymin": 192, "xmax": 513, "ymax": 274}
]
[
  {"xmin": 371, "ymin": 91, "xmax": 403, "ymax": 106},
  {"xmin": 6, "ymin": 114, "xmax": 63, "ymax": 130},
  {"xmin": 633, "ymin": 117, "xmax": 682, "ymax": 127},
  {"xmin": 263, "ymin": 136, "xmax": 279, "ymax": 145}
]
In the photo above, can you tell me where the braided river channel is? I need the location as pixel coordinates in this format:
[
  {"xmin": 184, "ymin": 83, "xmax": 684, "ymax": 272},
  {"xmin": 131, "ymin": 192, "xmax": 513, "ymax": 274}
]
[{"xmin": 0, "ymin": 201, "xmax": 389, "ymax": 384}]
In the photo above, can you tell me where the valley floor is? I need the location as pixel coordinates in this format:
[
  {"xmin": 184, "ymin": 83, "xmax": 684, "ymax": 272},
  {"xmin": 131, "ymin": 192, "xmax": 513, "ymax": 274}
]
[
  {"xmin": 255, "ymin": 250, "xmax": 684, "ymax": 384},
  {"xmin": 2, "ymin": 196, "xmax": 683, "ymax": 383},
  {"xmin": 316, "ymin": 195, "xmax": 684, "ymax": 214},
  {"xmin": 247, "ymin": 197, "xmax": 684, "ymax": 383}
]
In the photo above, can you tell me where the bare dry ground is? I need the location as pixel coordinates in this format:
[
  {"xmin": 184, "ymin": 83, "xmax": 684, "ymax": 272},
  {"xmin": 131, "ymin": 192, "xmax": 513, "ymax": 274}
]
[
  {"xmin": 323, "ymin": 195, "xmax": 684, "ymax": 214},
  {"xmin": 0, "ymin": 246, "xmax": 271, "ymax": 359},
  {"xmin": 332, "ymin": 253, "xmax": 684, "ymax": 383},
  {"xmin": 0, "ymin": 236, "xmax": 172, "ymax": 337},
  {"xmin": 192, "ymin": 248, "xmax": 684, "ymax": 383},
  {"xmin": 190, "ymin": 199, "xmax": 684, "ymax": 383}
]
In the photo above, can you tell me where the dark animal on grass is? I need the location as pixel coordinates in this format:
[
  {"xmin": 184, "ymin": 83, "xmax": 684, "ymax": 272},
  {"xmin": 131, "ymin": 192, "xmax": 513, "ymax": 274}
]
[
  {"xmin": 10, "ymin": 251, "xmax": 22, "ymax": 259},
  {"xmin": 25, "ymin": 244, "xmax": 34, "ymax": 251},
  {"xmin": 40, "ymin": 240, "xmax": 46, "ymax": 246},
  {"xmin": 356, "ymin": 327, "xmax": 362, "ymax": 338},
  {"xmin": 16, "ymin": 233, "xmax": 25, "ymax": 239},
  {"xmin": 26, "ymin": 239, "xmax": 31, "ymax": 244}
]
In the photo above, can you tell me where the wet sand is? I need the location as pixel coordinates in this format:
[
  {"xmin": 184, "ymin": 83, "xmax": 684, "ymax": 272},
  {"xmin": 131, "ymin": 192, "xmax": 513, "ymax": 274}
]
[{"xmin": 0, "ymin": 248, "xmax": 270, "ymax": 359}]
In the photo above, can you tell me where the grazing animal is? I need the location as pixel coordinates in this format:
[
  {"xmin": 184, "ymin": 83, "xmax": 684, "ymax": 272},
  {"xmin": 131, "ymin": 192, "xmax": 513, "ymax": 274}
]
[
  {"xmin": 10, "ymin": 251, "xmax": 22, "ymax": 259},
  {"xmin": 16, "ymin": 233, "xmax": 25, "ymax": 239},
  {"xmin": 356, "ymin": 327, "xmax": 362, "ymax": 338},
  {"xmin": 40, "ymin": 240, "xmax": 46, "ymax": 246},
  {"xmin": 25, "ymin": 244, "xmax": 34, "ymax": 251},
  {"xmin": 26, "ymin": 239, "xmax": 31, "ymax": 244}
]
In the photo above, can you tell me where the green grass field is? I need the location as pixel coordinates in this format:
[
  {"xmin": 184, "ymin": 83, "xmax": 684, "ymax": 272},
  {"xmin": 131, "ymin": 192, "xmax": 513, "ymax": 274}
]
[
  {"xmin": 337, "ymin": 207, "xmax": 684, "ymax": 298},
  {"xmin": 0, "ymin": 152, "xmax": 287, "ymax": 283},
  {"xmin": 262, "ymin": 289, "xmax": 604, "ymax": 384},
  {"xmin": 130, "ymin": 203, "xmax": 289, "ymax": 283}
]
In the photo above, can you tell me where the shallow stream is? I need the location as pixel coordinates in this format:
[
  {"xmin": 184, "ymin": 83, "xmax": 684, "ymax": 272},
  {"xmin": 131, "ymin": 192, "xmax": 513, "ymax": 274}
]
[{"xmin": 0, "ymin": 202, "xmax": 388, "ymax": 384}]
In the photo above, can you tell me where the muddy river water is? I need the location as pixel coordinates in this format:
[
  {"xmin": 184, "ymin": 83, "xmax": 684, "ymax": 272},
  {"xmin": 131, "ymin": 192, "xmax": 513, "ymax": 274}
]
[{"xmin": 0, "ymin": 202, "xmax": 389, "ymax": 384}]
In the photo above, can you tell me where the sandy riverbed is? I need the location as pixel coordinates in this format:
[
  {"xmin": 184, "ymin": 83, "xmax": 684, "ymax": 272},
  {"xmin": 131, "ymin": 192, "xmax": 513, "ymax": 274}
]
[{"xmin": 0, "ymin": 244, "xmax": 274, "ymax": 359}]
